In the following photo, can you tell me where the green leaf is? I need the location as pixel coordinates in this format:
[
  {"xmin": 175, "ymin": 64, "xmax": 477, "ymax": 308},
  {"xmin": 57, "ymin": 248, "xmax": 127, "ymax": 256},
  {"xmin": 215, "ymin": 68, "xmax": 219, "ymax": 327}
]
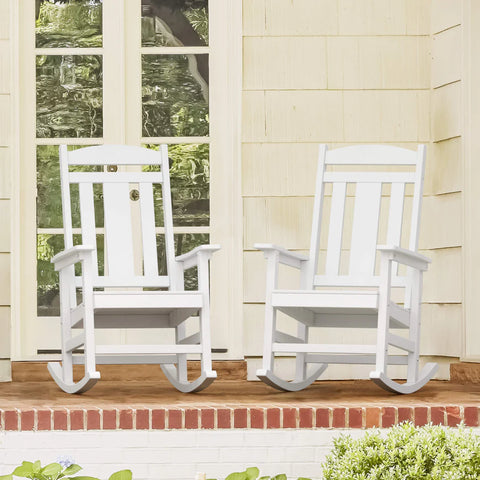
[
  {"xmin": 13, "ymin": 465, "xmax": 34, "ymax": 478},
  {"xmin": 245, "ymin": 468, "xmax": 259, "ymax": 480},
  {"xmin": 258, "ymin": 477, "xmax": 270, "ymax": 480},
  {"xmin": 32, "ymin": 462, "xmax": 41, "ymax": 474},
  {"xmin": 41, "ymin": 464, "xmax": 63, "ymax": 477},
  {"xmin": 225, "ymin": 473, "xmax": 247, "ymax": 480},
  {"xmin": 70, "ymin": 477, "xmax": 101, "ymax": 480},
  {"xmin": 63, "ymin": 466, "xmax": 82, "ymax": 477},
  {"xmin": 108, "ymin": 471, "xmax": 132, "ymax": 480},
  {"xmin": 297, "ymin": 478, "xmax": 312, "ymax": 480},
  {"xmin": 0, "ymin": 475, "xmax": 13, "ymax": 480},
  {"xmin": 272, "ymin": 475, "xmax": 287, "ymax": 480}
]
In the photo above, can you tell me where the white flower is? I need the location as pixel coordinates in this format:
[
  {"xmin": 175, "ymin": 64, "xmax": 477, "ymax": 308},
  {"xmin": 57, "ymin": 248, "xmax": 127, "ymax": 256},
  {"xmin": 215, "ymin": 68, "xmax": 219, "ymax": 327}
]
[{"xmin": 56, "ymin": 456, "xmax": 75, "ymax": 469}]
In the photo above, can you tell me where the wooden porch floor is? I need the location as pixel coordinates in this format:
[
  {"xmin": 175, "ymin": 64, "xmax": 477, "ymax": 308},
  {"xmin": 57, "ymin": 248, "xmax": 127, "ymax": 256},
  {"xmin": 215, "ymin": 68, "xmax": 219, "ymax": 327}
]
[{"xmin": 4, "ymin": 362, "xmax": 480, "ymax": 409}]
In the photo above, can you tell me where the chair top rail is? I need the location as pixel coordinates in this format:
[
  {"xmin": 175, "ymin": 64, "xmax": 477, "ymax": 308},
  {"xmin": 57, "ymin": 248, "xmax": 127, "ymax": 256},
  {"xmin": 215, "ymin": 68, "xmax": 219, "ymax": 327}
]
[
  {"xmin": 69, "ymin": 172, "xmax": 163, "ymax": 184},
  {"xmin": 323, "ymin": 171, "xmax": 416, "ymax": 183},
  {"xmin": 73, "ymin": 275, "xmax": 171, "ymax": 288},
  {"xmin": 325, "ymin": 144, "xmax": 419, "ymax": 165},
  {"xmin": 66, "ymin": 144, "xmax": 164, "ymax": 165}
]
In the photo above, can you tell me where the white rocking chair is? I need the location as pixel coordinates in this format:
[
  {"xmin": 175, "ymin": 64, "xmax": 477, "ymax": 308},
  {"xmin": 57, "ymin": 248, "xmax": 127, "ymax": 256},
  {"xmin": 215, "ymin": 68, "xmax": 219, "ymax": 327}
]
[
  {"xmin": 255, "ymin": 144, "xmax": 438, "ymax": 394},
  {"xmin": 48, "ymin": 144, "xmax": 219, "ymax": 394}
]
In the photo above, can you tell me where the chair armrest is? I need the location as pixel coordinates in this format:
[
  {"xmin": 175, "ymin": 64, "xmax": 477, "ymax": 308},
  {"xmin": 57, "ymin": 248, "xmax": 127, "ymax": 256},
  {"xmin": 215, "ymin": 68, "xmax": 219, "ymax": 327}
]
[
  {"xmin": 51, "ymin": 245, "xmax": 95, "ymax": 271},
  {"xmin": 254, "ymin": 243, "xmax": 308, "ymax": 269},
  {"xmin": 377, "ymin": 245, "xmax": 431, "ymax": 272},
  {"xmin": 175, "ymin": 244, "xmax": 220, "ymax": 271}
]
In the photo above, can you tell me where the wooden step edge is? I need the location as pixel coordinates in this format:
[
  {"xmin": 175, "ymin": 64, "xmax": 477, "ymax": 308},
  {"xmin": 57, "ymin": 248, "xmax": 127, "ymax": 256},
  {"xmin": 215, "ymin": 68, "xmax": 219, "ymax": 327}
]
[
  {"xmin": 12, "ymin": 360, "xmax": 248, "ymax": 383},
  {"xmin": 450, "ymin": 362, "xmax": 480, "ymax": 384}
]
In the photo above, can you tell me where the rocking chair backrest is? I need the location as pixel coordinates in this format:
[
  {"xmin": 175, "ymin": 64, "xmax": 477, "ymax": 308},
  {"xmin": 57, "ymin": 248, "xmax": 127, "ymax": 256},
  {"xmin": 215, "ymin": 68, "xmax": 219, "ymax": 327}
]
[
  {"xmin": 59, "ymin": 144, "xmax": 176, "ymax": 289},
  {"xmin": 306, "ymin": 144, "xmax": 426, "ymax": 289}
]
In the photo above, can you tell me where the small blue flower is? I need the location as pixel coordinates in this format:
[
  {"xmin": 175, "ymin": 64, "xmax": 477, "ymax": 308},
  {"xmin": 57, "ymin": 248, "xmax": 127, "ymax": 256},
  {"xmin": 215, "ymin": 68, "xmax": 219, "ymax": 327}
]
[{"xmin": 56, "ymin": 456, "xmax": 75, "ymax": 469}]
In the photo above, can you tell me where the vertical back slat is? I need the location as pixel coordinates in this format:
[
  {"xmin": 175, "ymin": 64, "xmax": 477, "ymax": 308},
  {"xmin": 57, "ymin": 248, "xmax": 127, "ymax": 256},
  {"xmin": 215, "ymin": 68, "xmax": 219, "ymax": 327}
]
[
  {"xmin": 387, "ymin": 183, "xmax": 405, "ymax": 276},
  {"xmin": 139, "ymin": 182, "xmax": 159, "ymax": 276},
  {"xmin": 60, "ymin": 145, "xmax": 74, "ymax": 249},
  {"xmin": 160, "ymin": 145, "xmax": 177, "ymax": 287},
  {"xmin": 349, "ymin": 182, "xmax": 382, "ymax": 276},
  {"xmin": 103, "ymin": 183, "xmax": 135, "ymax": 277},
  {"xmin": 305, "ymin": 144, "xmax": 328, "ymax": 288},
  {"xmin": 79, "ymin": 183, "xmax": 99, "ymax": 275},
  {"xmin": 409, "ymin": 145, "xmax": 426, "ymax": 251},
  {"xmin": 325, "ymin": 182, "xmax": 346, "ymax": 276}
]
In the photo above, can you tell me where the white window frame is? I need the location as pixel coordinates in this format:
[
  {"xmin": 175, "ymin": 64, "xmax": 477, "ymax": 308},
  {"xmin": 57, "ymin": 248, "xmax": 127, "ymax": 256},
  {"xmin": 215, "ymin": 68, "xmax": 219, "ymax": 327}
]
[{"xmin": 14, "ymin": 0, "xmax": 243, "ymax": 361}]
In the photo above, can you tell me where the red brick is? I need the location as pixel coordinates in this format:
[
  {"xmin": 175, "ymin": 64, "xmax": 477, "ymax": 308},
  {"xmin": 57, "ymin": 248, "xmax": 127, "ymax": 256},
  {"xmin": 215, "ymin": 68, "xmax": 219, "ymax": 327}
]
[
  {"xmin": 70, "ymin": 410, "xmax": 84, "ymax": 430},
  {"xmin": 414, "ymin": 407, "xmax": 428, "ymax": 427},
  {"xmin": 119, "ymin": 409, "xmax": 133, "ymax": 429},
  {"xmin": 464, "ymin": 406, "xmax": 479, "ymax": 427},
  {"xmin": 349, "ymin": 408, "xmax": 363, "ymax": 429},
  {"xmin": 102, "ymin": 409, "xmax": 117, "ymax": 430},
  {"xmin": 37, "ymin": 410, "xmax": 51, "ymax": 431},
  {"xmin": 200, "ymin": 408, "xmax": 214, "ymax": 429},
  {"xmin": 135, "ymin": 409, "xmax": 149, "ymax": 430},
  {"xmin": 87, "ymin": 409, "xmax": 101, "ymax": 430},
  {"xmin": 168, "ymin": 409, "xmax": 183, "ymax": 429},
  {"xmin": 53, "ymin": 409, "xmax": 67, "ymax": 430},
  {"xmin": 316, "ymin": 408, "xmax": 330, "ymax": 428},
  {"xmin": 299, "ymin": 408, "xmax": 313, "ymax": 428},
  {"xmin": 152, "ymin": 409, "xmax": 166, "ymax": 429},
  {"xmin": 233, "ymin": 408, "xmax": 247, "ymax": 428},
  {"xmin": 5, "ymin": 410, "xmax": 18, "ymax": 431},
  {"xmin": 20, "ymin": 410, "xmax": 35, "ymax": 431},
  {"xmin": 266, "ymin": 408, "xmax": 280, "ymax": 429},
  {"xmin": 398, "ymin": 407, "xmax": 413, "ymax": 424},
  {"xmin": 446, "ymin": 406, "xmax": 461, "ymax": 427},
  {"xmin": 332, "ymin": 408, "xmax": 345, "ymax": 428},
  {"xmin": 366, "ymin": 408, "xmax": 381, "ymax": 428},
  {"xmin": 283, "ymin": 408, "xmax": 297, "ymax": 428},
  {"xmin": 217, "ymin": 408, "xmax": 231, "ymax": 429},
  {"xmin": 250, "ymin": 408, "xmax": 264, "ymax": 429},
  {"xmin": 381, "ymin": 407, "xmax": 396, "ymax": 428},
  {"xmin": 431, "ymin": 406, "xmax": 445, "ymax": 425},
  {"xmin": 185, "ymin": 409, "xmax": 199, "ymax": 429}
]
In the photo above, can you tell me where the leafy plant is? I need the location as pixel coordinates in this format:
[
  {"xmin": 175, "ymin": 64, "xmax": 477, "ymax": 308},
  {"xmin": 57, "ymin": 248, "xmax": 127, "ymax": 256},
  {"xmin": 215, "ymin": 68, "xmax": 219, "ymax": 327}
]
[
  {"xmin": 208, "ymin": 467, "xmax": 310, "ymax": 480},
  {"xmin": 3, "ymin": 461, "xmax": 131, "ymax": 480},
  {"xmin": 322, "ymin": 422, "xmax": 480, "ymax": 480}
]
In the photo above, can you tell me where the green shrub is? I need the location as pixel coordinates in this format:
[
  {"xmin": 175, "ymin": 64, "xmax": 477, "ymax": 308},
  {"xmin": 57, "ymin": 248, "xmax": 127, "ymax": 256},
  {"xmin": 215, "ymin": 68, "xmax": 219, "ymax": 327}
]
[
  {"xmin": 322, "ymin": 422, "xmax": 480, "ymax": 480},
  {"xmin": 208, "ymin": 467, "xmax": 310, "ymax": 480},
  {"xmin": 1, "ymin": 461, "xmax": 131, "ymax": 480}
]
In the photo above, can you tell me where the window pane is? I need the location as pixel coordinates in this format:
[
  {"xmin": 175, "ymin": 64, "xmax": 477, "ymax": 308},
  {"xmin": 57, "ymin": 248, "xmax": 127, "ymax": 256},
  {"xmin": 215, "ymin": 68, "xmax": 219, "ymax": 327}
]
[
  {"xmin": 36, "ymin": 0, "xmax": 103, "ymax": 48},
  {"xmin": 37, "ymin": 233, "xmax": 104, "ymax": 316},
  {"xmin": 37, "ymin": 145, "xmax": 103, "ymax": 229},
  {"xmin": 36, "ymin": 55, "xmax": 103, "ymax": 138},
  {"xmin": 141, "ymin": 0, "xmax": 208, "ymax": 47},
  {"xmin": 142, "ymin": 54, "xmax": 209, "ymax": 137},
  {"xmin": 155, "ymin": 233, "xmax": 209, "ymax": 290},
  {"xmin": 144, "ymin": 144, "xmax": 209, "ymax": 226}
]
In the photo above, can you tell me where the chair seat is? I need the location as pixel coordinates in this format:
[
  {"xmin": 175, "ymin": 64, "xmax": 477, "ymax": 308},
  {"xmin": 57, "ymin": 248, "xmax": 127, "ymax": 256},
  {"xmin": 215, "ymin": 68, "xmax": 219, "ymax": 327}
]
[
  {"xmin": 69, "ymin": 291, "xmax": 204, "ymax": 329},
  {"xmin": 272, "ymin": 289, "xmax": 379, "ymax": 314},
  {"xmin": 272, "ymin": 289, "xmax": 409, "ymax": 329},
  {"xmin": 93, "ymin": 290, "xmax": 203, "ymax": 311}
]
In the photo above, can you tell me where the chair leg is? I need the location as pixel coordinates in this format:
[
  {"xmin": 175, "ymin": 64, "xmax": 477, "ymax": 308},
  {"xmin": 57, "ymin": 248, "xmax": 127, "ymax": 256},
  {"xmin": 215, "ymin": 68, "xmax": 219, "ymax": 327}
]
[
  {"xmin": 48, "ymin": 268, "xmax": 100, "ymax": 394},
  {"xmin": 257, "ymin": 307, "xmax": 327, "ymax": 392},
  {"xmin": 370, "ymin": 269, "xmax": 438, "ymax": 394},
  {"xmin": 161, "ymin": 305, "xmax": 217, "ymax": 393}
]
